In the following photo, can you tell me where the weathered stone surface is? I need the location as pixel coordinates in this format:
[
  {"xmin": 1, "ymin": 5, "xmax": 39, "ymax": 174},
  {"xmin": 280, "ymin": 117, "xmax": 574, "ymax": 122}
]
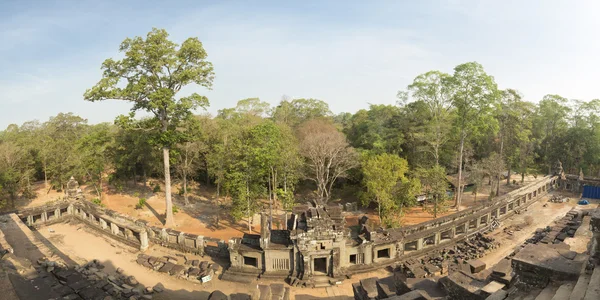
[
  {"xmin": 158, "ymin": 262, "xmax": 174, "ymax": 273},
  {"xmin": 583, "ymin": 266, "xmax": 600, "ymax": 300},
  {"xmin": 169, "ymin": 264, "xmax": 186, "ymax": 276},
  {"xmin": 208, "ymin": 290, "xmax": 228, "ymax": 300},
  {"xmin": 469, "ymin": 260, "xmax": 486, "ymax": 274},
  {"xmin": 512, "ymin": 244, "xmax": 586, "ymax": 287},
  {"xmin": 388, "ymin": 290, "xmax": 427, "ymax": 300},
  {"xmin": 375, "ymin": 276, "xmax": 396, "ymax": 298}
]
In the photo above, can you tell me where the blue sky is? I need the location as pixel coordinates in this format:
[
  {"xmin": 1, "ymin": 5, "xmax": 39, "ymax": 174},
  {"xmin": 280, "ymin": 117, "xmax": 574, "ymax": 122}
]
[{"xmin": 2, "ymin": 0, "xmax": 600, "ymax": 128}]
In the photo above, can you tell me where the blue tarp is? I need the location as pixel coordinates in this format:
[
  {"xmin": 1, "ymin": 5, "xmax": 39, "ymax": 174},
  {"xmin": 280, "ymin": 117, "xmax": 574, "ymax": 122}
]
[
  {"xmin": 578, "ymin": 199, "xmax": 590, "ymax": 205},
  {"xmin": 582, "ymin": 185, "xmax": 600, "ymax": 199}
]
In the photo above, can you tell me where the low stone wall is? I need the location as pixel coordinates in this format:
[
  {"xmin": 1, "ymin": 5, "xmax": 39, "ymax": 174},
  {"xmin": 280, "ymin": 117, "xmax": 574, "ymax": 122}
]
[
  {"xmin": 13, "ymin": 200, "xmax": 230, "ymax": 259},
  {"xmin": 342, "ymin": 176, "xmax": 556, "ymax": 274}
]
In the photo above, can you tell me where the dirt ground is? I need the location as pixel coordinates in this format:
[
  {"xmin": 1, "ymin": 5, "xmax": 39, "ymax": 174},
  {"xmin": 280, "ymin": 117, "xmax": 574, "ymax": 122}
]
[
  {"xmin": 16, "ymin": 174, "xmax": 543, "ymax": 243},
  {"xmin": 34, "ymin": 222, "xmax": 391, "ymax": 299}
]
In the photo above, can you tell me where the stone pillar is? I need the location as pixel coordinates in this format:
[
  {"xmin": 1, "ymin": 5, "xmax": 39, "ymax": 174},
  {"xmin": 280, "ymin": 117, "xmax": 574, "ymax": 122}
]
[
  {"xmin": 140, "ymin": 230, "xmax": 149, "ymax": 251},
  {"xmin": 161, "ymin": 228, "xmax": 168, "ymax": 242},
  {"xmin": 475, "ymin": 216, "xmax": 481, "ymax": 228},
  {"xmin": 451, "ymin": 227, "xmax": 456, "ymax": 239},
  {"xmin": 67, "ymin": 204, "xmax": 74, "ymax": 215},
  {"xmin": 434, "ymin": 232, "xmax": 441, "ymax": 245},
  {"xmin": 41, "ymin": 211, "xmax": 48, "ymax": 223},
  {"xmin": 125, "ymin": 228, "xmax": 133, "ymax": 240},
  {"xmin": 27, "ymin": 215, "xmax": 33, "ymax": 226},
  {"xmin": 196, "ymin": 236, "xmax": 205, "ymax": 256},
  {"xmin": 110, "ymin": 223, "xmax": 119, "ymax": 235},
  {"xmin": 178, "ymin": 232, "xmax": 185, "ymax": 245},
  {"xmin": 100, "ymin": 218, "xmax": 107, "ymax": 230},
  {"xmin": 590, "ymin": 209, "xmax": 600, "ymax": 257},
  {"xmin": 417, "ymin": 238, "xmax": 424, "ymax": 250},
  {"xmin": 55, "ymin": 208, "xmax": 61, "ymax": 219}
]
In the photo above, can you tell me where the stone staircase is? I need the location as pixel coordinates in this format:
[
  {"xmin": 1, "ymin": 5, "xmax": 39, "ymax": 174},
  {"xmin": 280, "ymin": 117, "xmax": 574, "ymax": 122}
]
[
  {"xmin": 351, "ymin": 274, "xmax": 446, "ymax": 300},
  {"xmin": 503, "ymin": 265, "xmax": 600, "ymax": 300}
]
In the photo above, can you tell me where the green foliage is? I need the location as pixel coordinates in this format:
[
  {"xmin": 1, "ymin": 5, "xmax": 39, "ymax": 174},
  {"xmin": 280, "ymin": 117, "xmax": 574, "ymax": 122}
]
[
  {"xmin": 415, "ymin": 165, "xmax": 449, "ymax": 218},
  {"xmin": 172, "ymin": 204, "xmax": 179, "ymax": 213},
  {"xmin": 91, "ymin": 198, "xmax": 105, "ymax": 207},
  {"xmin": 136, "ymin": 197, "xmax": 147, "ymax": 209},
  {"xmin": 153, "ymin": 185, "xmax": 161, "ymax": 193},
  {"xmin": 361, "ymin": 153, "xmax": 416, "ymax": 227}
]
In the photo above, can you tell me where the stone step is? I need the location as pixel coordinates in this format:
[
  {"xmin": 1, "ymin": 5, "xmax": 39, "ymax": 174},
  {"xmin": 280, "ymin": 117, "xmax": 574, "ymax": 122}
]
[
  {"xmin": 522, "ymin": 288, "xmax": 542, "ymax": 300},
  {"xmin": 535, "ymin": 285, "xmax": 559, "ymax": 300},
  {"xmin": 569, "ymin": 273, "xmax": 591, "ymax": 300},
  {"xmin": 583, "ymin": 266, "xmax": 600, "ymax": 300},
  {"xmin": 551, "ymin": 283, "xmax": 574, "ymax": 300}
]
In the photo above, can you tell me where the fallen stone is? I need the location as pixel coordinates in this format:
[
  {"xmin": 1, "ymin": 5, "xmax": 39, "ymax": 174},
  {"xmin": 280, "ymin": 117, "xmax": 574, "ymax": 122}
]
[
  {"xmin": 126, "ymin": 276, "xmax": 138, "ymax": 285},
  {"xmin": 158, "ymin": 262, "xmax": 174, "ymax": 273},
  {"xmin": 153, "ymin": 283, "xmax": 164, "ymax": 293},
  {"xmin": 208, "ymin": 290, "xmax": 228, "ymax": 300},
  {"xmin": 116, "ymin": 267, "xmax": 124, "ymax": 274},
  {"xmin": 142, "ymin": 295, "xmax": 153, "ymax": 300},
  {"xmin": 191, "ymin": 260, "xmax": 199, "ymax": 267},
  {"xmin": 468, "ymin": 259, "xmax": 486, "ymax": 274}
]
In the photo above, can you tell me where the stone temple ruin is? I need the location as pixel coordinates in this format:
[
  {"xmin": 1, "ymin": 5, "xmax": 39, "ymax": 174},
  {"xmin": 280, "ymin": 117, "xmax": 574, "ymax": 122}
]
[
  {"xmin": 224, "ymin": 176, "xmax": 555, "ymax": 287},
  {"xmin": 2, "ymin": 167, "xmax": 600, "ymax": 299}
]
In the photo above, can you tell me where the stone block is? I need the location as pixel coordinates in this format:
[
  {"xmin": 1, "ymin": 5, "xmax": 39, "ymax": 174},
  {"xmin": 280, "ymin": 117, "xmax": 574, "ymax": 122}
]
[
  {"xmin": 158, "ymin": 262, "xmax": 174, "ymax": 273},
  {"xmin": 469, "ymin": 259, "xmax": 486, "ymax": 274},
  {"xmin": 359, "ymin": 277, "xmax": 379, "ymax": 299}
]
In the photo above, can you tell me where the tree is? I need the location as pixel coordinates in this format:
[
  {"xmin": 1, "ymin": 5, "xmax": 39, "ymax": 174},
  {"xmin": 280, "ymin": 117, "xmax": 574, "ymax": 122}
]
[
  {"xmin": 345, "ymin": 104, "xmax": 404, "ymax": 155},
  {"xmin": 84, "ymin": 28, "xmax": 215, "ymax": 226},
  {"xmin": 0, "ymin": 141, "xmax": 34, "ymax": 207},
  {"xmin": 78, "ymin": 123, "xmax": 114, "ymax": 199},
  {"xmin": 533, "ymin": 94, "xmax": 570, "ymax": 174},
  {"xmin": 406, "ymin": 70, "xmax": 454, "ymax": 165},
  {"xmin": 481, "ymin": 152, "xmax": 505, "ymax": 200},
  {"xmin": 449, "ymin": 62, "xmax": 499, "ymax": 210},
  {"xmin": 272, "ymin": 98, "xmax": 331, "ymax": 128},
  {"xmin": 415, "ymin": 165, "xmax": 449, "ymax": 218},
  {"xmin": 173, "ymin": 118, "xmax": 205, "ymax": 206},
  {"xmin": 361, "ymin": 153, "xmax": 410, "ymax": 225},
  {"xmin": 297, "ymin": 119, "xmax": 358, "ymax": 201},
  {"xmin": 43, "ymin": 113, "xmax": 88, "ymax": 191}
]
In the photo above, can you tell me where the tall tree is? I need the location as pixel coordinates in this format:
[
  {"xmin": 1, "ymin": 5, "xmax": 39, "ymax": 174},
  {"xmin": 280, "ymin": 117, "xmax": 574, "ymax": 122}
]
[
  {"xmin": 297, "ymin": 119, "xmax": 358, "ymax": 201},
  {"xmin": 406, "ymin": 70, "xmax": 454, "ymax": 165},
  {"xmin": 84, "ymin": 28, "xmax": 215, "ymax": 226},
  {"xmin": 533, "ymin": 94, "xmax": 570, "ymax": 174},
  {"xmin": 449, "ymin": 62, "xmax": 499, "ymax": 209},
  {"xmin": 78, "ymin": 123, "xmax": 114, "ymax": 199}
]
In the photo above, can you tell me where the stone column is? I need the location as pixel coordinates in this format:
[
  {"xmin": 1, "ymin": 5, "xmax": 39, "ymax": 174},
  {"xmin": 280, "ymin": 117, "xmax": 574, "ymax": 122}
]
[
  {"xmin": 27, "ymin": 215, "xmax": 33, "ymax": 226},
  {"xmin": 161, "ymin": 228, "xmax": 168, "ymax": 242},
  {"xmin": 100, "ymin": 218, "xmax": 107, "ymax": 230},
  {"xmin": 41, "ymin": 211, "xmax": 48, "ymax": 223},
  {"xmin": 110, "ymin": 223, "xmax": 119, "ymax": 235},
  {"xmin": 434, "ymin": 232, "xmax": 441, "ymax": 245},
  {"xmin": 67, "ymin": 204, "xmax": 74, "ymax": 215},
  {"xmin": 417, "ymin": 238, "xmax": 424, "ymax": 250},
  {"xmin": 196, "ymin": 236, "xmax": 205, "ymax": 256},
  {"xmin": 140, "ymin": 230, "xmax": 149, "ymax": 251},
  {"xmin": 55, "ymin": 208, "xmax": 61, "ymax": 219},
  {"xmin": 178, "ymin": 232, "xmax": 185, "ymax": 245}
]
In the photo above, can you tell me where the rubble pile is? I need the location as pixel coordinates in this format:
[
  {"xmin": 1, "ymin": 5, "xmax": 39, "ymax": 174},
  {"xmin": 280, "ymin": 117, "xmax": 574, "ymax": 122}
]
[
  {"xmin": 37, "ymin": 257, "xmax": 162, "ymax": 299},
  {"xmin": 402, "ymin": 233, "xmax": 499, "ymax": 278},
  {"xmin": 525, "ymin": 210, "xmax": 580, "ymax": 245},
  {"xmin": 135, "ymin": 253, "xmax": 220, "ymax": 283}
]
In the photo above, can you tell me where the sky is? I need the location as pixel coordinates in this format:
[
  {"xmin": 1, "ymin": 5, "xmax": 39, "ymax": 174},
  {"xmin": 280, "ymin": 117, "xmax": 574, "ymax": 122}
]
[{"xmin": 2, "ymin": 0, "xmax": 600, "ymax": 129}]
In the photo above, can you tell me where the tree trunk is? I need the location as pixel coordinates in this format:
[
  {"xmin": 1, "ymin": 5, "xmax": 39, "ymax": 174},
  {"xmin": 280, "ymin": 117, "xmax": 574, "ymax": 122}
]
[
  {"xmin": 247, "ymin": 180, "xmax": 251, "ymax": 232},
  {"xmin": 377, "ymin": 198, "xmax": 382, "ymax": 226},
  {"xmin": 133, "ymin": 168, "xmax": 137, "ymax": 186},
  {"xmin": 44, "ymin": 165, "xmax": 48, "ymax": 190},
  {"xmin": 506, "ymin": 167, "xmax": 511, "ymax": 185},
  {"xmin": 143, "ymin": 167, "xmax": 147, "ymax": 187},
  {"xmin": 215, "ymin": 182, "xmax": 220, "ymax": 229},
  {"xmin": 163, "ymin": 147, "xmax": 175, "ymax": 226},
  {"xmin": 183, "ymin": 170, "xmax": 189, "ymax": 206},
  {"xmin": 496, "ymin": 175, "xmax": 500, "ymax": 197},
  {"xmin": 456, "ymin": 133, "xmax": 465, "ymax": 210},
  {"xmin": 521, "ymin": 172, "xmax": 525, "ymax": 183},
  {"xmin": 268, "ymin": 169, "xmax": 272, "ymax": 230}
]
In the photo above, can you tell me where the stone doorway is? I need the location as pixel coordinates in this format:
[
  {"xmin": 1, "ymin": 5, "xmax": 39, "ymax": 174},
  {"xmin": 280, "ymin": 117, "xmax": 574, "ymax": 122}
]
[{"xmin": 313, "ymin": 257, "xmax": 328, "ymax": 275}]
